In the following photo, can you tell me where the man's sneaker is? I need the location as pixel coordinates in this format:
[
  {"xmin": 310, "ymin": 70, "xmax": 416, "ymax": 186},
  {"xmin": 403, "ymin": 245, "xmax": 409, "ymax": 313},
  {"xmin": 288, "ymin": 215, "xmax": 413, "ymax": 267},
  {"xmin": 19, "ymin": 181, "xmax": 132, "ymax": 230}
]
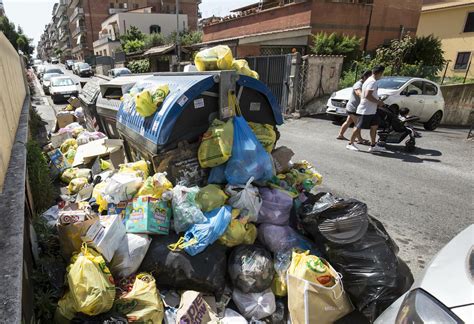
[
  {"xmin": 369, "ymin": 144, "xmax": 387, "ymax": 153},
  {"xmin": 346, "ymin": 143, "xmax": 360, "ymax": 151}
]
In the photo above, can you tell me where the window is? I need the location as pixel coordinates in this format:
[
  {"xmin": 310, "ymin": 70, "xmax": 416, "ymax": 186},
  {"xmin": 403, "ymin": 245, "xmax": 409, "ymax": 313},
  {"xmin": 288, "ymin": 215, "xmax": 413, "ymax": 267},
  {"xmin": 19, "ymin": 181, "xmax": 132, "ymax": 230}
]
[
  {"xmin": 123, "ymin": 3, "xmax": 127, "ymax": 9},
  {"xmin": 454, "ymin": 52, "xmax": 471, "ymax": 70},
  {"xmin": 110, "ymin": 3, "xmax": 114, "ymax": 8},
  {"xmin": 150, "ymin": 25, "xmax": 161, "ymax": 34},
  {"xmin": 118, "ymin": 3, "xmax": 124, "ymax": 9},
  {"xmin": 464, "ymin": 12, "xmax": 474, "ymax": 32},
  {"xmin": 134, "ymin": 3, "xmax": 139, "ymax": 9},
  {"xmin": 404, "ymin": 81, "xmax": 423, "ymax": 95},
  {"xmin": 423, "ymin": 82, "xmax": 438, "ymax": 96}
]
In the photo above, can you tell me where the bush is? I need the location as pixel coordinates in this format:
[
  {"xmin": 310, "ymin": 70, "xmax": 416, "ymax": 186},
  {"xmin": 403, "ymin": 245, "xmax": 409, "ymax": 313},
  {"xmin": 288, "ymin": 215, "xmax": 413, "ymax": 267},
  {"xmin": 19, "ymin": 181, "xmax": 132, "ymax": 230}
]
[
  {"xmin": 123, "ymin": 39, "xmax": 145, "ymax": 54},
  {"xmin": 310, "ymin": 32, "xmax": 362, "ymax": 68},
  {"xmin": 144, "ymin": 33, "xmax": 166, "ymax": 49},
  {"xmin": 127, "ymin": 58, "xmax": 150, "ymax": 73}
]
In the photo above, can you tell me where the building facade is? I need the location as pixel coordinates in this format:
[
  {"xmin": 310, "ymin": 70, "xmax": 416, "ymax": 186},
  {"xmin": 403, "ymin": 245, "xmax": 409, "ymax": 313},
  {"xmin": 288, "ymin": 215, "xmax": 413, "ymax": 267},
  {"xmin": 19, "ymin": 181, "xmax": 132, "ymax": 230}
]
[
  {"xmin": 201, "ymin": 0, "xmax": 423, "ymax": 57},
  {"xmin": 93, "ymin": 7, "xmax": 188, "ymax": 57},
  {"xmin": 417, "ymin": 0, "xmax": 474, "ymax": 78}
]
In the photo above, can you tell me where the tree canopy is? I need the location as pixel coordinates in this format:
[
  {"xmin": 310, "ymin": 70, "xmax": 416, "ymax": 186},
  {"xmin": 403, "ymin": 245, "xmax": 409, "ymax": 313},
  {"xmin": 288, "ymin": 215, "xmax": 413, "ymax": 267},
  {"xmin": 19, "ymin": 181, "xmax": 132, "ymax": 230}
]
[{"xmin": 0, "ymin": 16, "xmax": 34, "ymax": 57}]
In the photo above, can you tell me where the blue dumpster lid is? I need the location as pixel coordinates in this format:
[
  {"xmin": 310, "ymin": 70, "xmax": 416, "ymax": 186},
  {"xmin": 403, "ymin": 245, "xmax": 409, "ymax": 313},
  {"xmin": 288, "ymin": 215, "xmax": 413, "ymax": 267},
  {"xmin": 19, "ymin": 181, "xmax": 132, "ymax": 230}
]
[{"xmin": 117, "ymin": 73, "xmax": 284, "ymax": 148}]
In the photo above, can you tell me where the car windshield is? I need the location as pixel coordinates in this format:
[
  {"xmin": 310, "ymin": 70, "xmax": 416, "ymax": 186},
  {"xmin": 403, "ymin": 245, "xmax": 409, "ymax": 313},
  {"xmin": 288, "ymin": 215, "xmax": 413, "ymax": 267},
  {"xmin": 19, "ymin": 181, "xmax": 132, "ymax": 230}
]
[
  {"xmin": 117, "ymin": 69, "xmax": 131, "ymax": 75},
  {"xmin": 45, "ymin": 68, "xmax": 63, "ymax": 74},
  {"xmin": 44, "ymin": 73, "xmax": 60, "ymax": 81},
  {"xmin": 79, "ymin": 63, "xmax": 90, "ymax": 69},
  {"xmin": 377, "ymin": 77, "xmax": 410, "ymax": 89},
  {"xmin": 52, "ymin": 78, "xmax": 74, "ymax": 87}
]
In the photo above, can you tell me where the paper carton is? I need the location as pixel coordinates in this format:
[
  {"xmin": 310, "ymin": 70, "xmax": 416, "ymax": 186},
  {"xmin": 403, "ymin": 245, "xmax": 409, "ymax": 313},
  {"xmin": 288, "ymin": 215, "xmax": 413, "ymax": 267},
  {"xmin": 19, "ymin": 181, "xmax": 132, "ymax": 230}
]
[
  {"xmin": 81, "ymin": 214, "xmax": 126, "ymax": 262},
  {"xmin": 56, "ymin": 112, "xmax": 75, "ymax": 129},
  {"xmin": 126, "ymin": 197, "xmax": 171, "ymax": 235},
  {"xmin": 50, "ymin": 132, "xmax": 72, "ymax": 149},
  {"xmin": 48, "ymin": 148, "xmax": 71, "ymax": 172},
  {"xmin": 73, "ymin": 138, "xmax": 125, "ymax": 168},
  {"xmin": 108, "ymin": 201, "xmax": 132, "ymax": 222}
]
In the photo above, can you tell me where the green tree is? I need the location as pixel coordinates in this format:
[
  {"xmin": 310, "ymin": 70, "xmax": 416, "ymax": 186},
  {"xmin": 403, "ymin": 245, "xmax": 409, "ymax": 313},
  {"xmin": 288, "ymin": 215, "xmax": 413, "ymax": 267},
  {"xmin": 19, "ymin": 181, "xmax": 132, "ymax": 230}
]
[
  {"xmin": 0, "ymin": 17, "xmax": 34, "ymax": 57},
  {"xmin": 120, "ymin": 26, "xmax": 145, "ymax": 44},
  {"xmin": 144, "ymin": 32, "xmax": 166, "ymax": 49},
  {"xmin": 123, "ymin": 39, "xmax": 145, "ymax": 53},
  {"xmin": 167, "ymin": 30, "xmax": 203, "ymax": 46},
  {"xmin": 126, "ymin": 58, "xmax": 150, "ymax": 73},
  {"xmin": 310, "ymin": 32, "xmax": 362, "ymax": 64}
]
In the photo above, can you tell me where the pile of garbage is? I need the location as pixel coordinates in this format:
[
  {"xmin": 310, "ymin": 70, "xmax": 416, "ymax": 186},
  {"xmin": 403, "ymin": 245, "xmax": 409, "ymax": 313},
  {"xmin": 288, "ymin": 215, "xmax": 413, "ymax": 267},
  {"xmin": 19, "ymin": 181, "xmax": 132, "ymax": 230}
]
[{"xmin": 39, "ymin": 76, "xmax": 413, "ymax": 324}]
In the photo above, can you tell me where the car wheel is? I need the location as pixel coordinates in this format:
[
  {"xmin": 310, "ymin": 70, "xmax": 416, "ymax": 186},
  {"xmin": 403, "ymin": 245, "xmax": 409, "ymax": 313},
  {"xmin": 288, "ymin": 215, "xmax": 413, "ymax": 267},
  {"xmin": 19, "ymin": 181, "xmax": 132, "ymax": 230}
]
[
  {"xmin": 423, "ymin": 111, "xmax": 443, "ymax": 131},
  {"xmin": 52, "ymin": 97, "xmax": 57, "ymax": 104}
]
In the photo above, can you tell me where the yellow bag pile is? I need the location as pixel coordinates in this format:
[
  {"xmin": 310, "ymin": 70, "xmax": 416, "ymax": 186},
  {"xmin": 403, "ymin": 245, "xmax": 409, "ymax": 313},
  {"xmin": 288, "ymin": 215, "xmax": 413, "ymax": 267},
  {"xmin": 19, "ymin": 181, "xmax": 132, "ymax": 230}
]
[
  {"xmin": 56, "ymin": 245, "xmax": 115, "ymax": 320},
  {"xmin": 119, "ymin": 160, "xmax": 150, "ymax": 179},
  {"xmin": 194, "ymin": 45, "xmax": 234, "ymax": 71},
  {"xmin": 219, "ymin": 209, "xmax": 257, "ymax": 247},
  {"xmin": 136, "ymin": 172, "xmax": 173, "ymax": 199},
  {"xmin": 249, "ymin": 122, "xmax": 277, "ymax": 153},
  {"xmin": 198, "ymin": 118, "xmax": 233, "ymax": 168},
  {"xmin": 92, "ymin": 181, "xmax": 108, "ymax": 212},
  {"xmin": 232, "ymin": 59, "xmax": 259, "ymax": 79},
  {"xmin": 135, "ymin": 84, "xmax": 170, "ymax": 117},
  {"xmin": 61, "ymin": 168, "xmax": 91, "ymax": 184},
  {"xmin": 115, "ymin": 273, "xmax": 164, "ymax": 323},
  {"xmin": 288, "ymin": 250, "xmax": 336, "ymax": 287},
  {"xmin": 60, "ymin": 138, "xmax": 78, "ymax": 154},
  {"xmin": 68, "ymin": 177, "xmax": 89, "ymax": 195},
  {"xmin": 195, "ymin": 184, "xmax": 228, "ymax": 212}
]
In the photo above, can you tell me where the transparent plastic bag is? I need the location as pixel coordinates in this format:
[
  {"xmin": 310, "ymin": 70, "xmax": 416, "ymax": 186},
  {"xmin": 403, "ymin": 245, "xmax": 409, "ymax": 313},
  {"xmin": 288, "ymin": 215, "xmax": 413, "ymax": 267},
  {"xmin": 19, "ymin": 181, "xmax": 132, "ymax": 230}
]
[
  {"xmin": 225, "ymin": 178, "xmax": 262, "ymax": 222},
  {"xmin": 232, "ymin": 288, "xmax": 276, "ymax": 320},
  {"xmin": 225, "ymin": 116, "xmax": 273, "ymax": 185},
  {"xmin": 171, "ymin": 185, "xmax": 207, "ymax": 233},
  {"xmin": 109, "ymin": 233, "xmax": 151, "ymax": 279}
]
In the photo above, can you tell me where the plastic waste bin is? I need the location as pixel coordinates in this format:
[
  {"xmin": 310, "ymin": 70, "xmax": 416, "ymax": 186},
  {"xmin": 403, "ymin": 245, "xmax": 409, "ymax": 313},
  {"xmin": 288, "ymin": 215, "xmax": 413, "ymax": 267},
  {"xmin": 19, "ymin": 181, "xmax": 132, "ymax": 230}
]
[
  {"xmin": 97, "ymin": 75, "xmax": 152, "ymax": 139},
  {"xmin": 116, "ymin": 71, "xmax": 283, "ymax": 181},
  {"xmin": 78, "ymin": 75, "xmax": 111, "ymax": 132}
]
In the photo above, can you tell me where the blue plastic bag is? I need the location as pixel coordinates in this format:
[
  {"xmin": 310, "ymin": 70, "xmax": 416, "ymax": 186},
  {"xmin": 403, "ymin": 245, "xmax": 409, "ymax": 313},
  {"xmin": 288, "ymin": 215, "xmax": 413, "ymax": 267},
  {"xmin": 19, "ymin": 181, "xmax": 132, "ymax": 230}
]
[
  {"xmin": 208, "ymin": 164, "xmax": 227, "ymax": 184},
  {"xmin": 225, "ymin": 116, "xmax": 273, "ymax": 185},
  {"xmin": 182, "ymin": 205, "xmax": 232, "ymax": 256}
]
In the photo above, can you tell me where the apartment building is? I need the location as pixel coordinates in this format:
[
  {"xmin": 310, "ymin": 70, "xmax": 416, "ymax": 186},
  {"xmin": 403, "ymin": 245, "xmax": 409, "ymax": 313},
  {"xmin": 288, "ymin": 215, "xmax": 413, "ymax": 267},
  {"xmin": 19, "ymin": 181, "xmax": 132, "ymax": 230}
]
[{"xmin": 201, "ymin": 0, "xmax": 423, "ymax": 57}]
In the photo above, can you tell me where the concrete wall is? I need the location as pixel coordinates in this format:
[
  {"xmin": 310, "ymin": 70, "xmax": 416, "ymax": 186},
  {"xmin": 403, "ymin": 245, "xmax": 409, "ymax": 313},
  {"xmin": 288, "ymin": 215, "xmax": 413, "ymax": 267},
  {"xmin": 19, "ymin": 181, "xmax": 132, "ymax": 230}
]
[
  {"xmin": 441, "ymin": 83, "xmax": 474, "ymax": 126},
  {"xmin": 0, "ymin": 32, "xmax": 27, "ymax": 191},
  {"xmin": 417, "ymin": 4, "xmax": 474, "ymax": 78},
  {"xmin": 111, "ymin": 12, "xmax": 188, "ymax": 37}
]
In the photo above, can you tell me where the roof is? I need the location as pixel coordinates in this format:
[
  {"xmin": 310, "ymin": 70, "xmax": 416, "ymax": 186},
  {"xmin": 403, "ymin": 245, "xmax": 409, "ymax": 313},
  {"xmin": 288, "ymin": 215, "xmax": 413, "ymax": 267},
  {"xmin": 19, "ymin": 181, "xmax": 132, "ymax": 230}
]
[
  {"xmin": 230, "ymin": 2, "xmax": 260, "ymax": 12},
  {"xmin": 422, "ymin": 0, "xmax": 474, "ymax": 12},
  {"xmin": 143, "ymin": 44, "xmax": 189, "ymax": 56}
]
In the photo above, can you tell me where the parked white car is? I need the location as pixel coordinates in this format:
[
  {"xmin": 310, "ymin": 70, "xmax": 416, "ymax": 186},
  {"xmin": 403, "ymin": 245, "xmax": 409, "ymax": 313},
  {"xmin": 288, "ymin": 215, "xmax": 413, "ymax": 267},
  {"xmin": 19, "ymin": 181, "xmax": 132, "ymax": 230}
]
[
  {"xmin": 326, "ymin": 77, "xmax": 445, "ymax": 130},
  {"xmin": 375, "ymin": 224, "xmax": 473, "ymax": 324},
  {"xmin": 49, "ymin": 76, "xmax": 80, "ymax": 104}
]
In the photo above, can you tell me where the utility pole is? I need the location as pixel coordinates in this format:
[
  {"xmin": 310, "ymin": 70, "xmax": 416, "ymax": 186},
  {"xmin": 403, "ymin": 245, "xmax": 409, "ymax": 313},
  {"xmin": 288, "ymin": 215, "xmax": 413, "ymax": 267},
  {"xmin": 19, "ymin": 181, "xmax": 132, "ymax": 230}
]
[
  {"xmin": 176, "ymin": 0, "xmax": 181, "ymax": 70},
  {"xmin": 363, "ymin": 3, "xmax": 374, "ymax": 53}
]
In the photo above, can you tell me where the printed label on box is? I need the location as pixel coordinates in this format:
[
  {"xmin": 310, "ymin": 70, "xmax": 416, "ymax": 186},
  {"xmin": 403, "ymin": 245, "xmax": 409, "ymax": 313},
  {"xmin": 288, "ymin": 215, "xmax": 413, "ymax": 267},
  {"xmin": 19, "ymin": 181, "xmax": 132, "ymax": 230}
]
[
  {"xmin": 194, "ymin": 98, "xmax": 205, "ymax": 109},
  {"xmin": 177, "ymin": 95, "xmax": 189, "ymax": 107}
]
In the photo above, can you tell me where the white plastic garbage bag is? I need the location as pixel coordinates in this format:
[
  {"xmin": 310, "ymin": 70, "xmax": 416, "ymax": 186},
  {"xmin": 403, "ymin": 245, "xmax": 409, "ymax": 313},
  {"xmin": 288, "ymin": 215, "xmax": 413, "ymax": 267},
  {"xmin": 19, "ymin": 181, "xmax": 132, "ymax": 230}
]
[
  {"xmin": 41, "ymin": 205, "xmax": 59, "ymax": 227},
  {"xmin": 225, "ymin": 178, "xmax": 262, "ymax": 222},
  {"xmin": 232, "ymin": 288, "xmax": 276, "ymax": 320},
  {"xmin": 109, "ymin": 233, "xmax": 151, "ymax": 278},
  {"xmin": 221, "ymin": 308, "xmax": 248, "ymax": 324},
  {"xmin": 103, "ymin": 172, "xmax": 143, "ymax": 204}
]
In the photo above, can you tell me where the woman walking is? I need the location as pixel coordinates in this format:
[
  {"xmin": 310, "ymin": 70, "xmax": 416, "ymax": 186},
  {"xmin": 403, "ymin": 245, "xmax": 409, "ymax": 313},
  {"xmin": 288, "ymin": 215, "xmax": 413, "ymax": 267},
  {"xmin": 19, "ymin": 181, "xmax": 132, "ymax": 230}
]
[{"xmin": 337, "ymin": 70, "xmax": 372, "ymax": 144}]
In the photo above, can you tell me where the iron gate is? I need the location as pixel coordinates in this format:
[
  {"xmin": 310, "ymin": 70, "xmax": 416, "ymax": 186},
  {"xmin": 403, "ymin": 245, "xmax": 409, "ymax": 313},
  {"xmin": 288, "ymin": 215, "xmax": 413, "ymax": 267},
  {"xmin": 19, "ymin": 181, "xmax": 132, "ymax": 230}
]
[{"xmin": 246, "ymin": 54, "xmax": 293, "ymax": 115}]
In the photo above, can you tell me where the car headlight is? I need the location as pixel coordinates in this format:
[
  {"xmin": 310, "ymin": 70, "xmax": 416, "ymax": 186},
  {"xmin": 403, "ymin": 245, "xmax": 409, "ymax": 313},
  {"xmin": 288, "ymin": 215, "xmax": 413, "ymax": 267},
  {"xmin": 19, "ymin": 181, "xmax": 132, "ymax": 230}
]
[
  {"xmin": 379, "ymin": 94, "xmax": 389, "ymax": 101},
  {"xmin": 330, "ymin": 92, "xmax": 336, "ymax": 98},
  {"xmin": 396, "ymin": 289, "xmax": 462, "ymax": 324}
]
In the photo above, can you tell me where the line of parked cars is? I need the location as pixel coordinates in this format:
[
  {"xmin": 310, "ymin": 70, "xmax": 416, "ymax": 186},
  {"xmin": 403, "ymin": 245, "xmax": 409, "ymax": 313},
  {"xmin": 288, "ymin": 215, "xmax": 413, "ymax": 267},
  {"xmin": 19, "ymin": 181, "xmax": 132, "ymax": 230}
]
[
  {"xmin": 326, "ymin": 76, "xmax": 446, "ymax": 131},
  {"xmin": 65, "ymin": 60, "xmax": 94, "ymax": 77}
]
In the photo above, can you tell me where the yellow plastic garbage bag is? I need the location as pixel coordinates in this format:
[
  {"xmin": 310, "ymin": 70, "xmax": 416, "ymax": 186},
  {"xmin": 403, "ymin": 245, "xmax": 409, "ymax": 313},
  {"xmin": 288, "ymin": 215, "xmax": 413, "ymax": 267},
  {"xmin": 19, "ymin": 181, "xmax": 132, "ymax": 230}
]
[
  {"xmin": 194, "ymin": 45, "xmax": 234, "ymax": 71},
  {"xmin": 100, "ymin": 159, "xmax": 113, "ymax": 171},
  {"xmin": 248, "ymin": 122, "xmax": 276, "ymax": 153},
  {"xmin": 65, "ymin": 148, "xmax": 76, "ymax": 165},
  {"xmin": 55, "ymin": 289, "xmax": 77, "ymax": 322},
  {"xmin": 195, "ymin": 184, "xmax": 228, "ymax": 212},
  {"xmin": 271, "ymin": 272, "xmax": 287, "ymax": 297},
  {"xmin": 61, "ymin": 168, "xmax": 91, "ymax": 184},
  {"xmin": 92, "ymin": 181, "xmax": 108, "ymax": 212},
  {"xmin": 60, "ymin": 138, "xmax": 78, "ymax": 154},
  {"xmin": 198, "ymin": 118, "xmax": 233, "ymax": 168},
  {"xmin": 135, "ymin": 84, "xmax": 170, "ymax": 117},
  {"xmin": 288, "ymin": 250, "xmax": 336, "ymax": 287},
  {"xmin": 232, "ymin": 59, "xmax": 259, "ymax": 79},
  {"xmin": 58, "ymin": 244, "xmax": 115, "ymax": 318},
  {"xmin": 136, "ymin": 172, "xmax": 173, "ymax": 199},
  {"xmin": 119, "ymin": 160, "xmax": 150, "ymax": 179},
  {"xmin": 115, "ymin": 273, "xmax": 164, "ymax": 323},
  {"xmin": 68, "ymin": 177, "xmax": 89, "ymax": 195},
  {"xmin": 218, "ymin": 216, "xmax": 257, "ymax": 247}
]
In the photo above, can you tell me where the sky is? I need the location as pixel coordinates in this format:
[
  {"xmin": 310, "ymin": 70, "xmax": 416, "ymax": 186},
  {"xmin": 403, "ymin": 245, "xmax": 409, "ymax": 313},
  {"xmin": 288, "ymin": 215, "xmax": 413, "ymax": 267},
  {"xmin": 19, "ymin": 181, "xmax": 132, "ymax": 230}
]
[{"xmin": 2, "ymin": 0, "xmax": 256, "ymax": 48}]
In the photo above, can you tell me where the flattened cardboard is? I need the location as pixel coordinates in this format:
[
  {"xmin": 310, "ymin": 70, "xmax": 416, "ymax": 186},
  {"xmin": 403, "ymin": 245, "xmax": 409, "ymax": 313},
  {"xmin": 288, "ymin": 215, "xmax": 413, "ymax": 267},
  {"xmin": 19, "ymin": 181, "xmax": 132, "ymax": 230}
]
[{"xmin": 73, "ymin": 138, "xmax": 125, "ymax": 168}]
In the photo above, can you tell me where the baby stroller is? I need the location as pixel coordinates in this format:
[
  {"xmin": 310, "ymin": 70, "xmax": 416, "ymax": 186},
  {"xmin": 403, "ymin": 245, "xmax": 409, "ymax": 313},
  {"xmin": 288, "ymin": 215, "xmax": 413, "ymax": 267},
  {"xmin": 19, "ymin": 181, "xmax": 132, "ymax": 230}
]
[{"xmin": 377, "ymin": 105, "xmax": 419, "ymax": 152}]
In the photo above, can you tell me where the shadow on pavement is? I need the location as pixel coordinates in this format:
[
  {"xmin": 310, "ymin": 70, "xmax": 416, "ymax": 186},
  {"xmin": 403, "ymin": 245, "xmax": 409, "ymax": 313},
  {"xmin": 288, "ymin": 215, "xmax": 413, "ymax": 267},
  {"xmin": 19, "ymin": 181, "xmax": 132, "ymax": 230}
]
[{"xmin": 366, "ymin": 145, "xmax": 442, "ymax": 163}]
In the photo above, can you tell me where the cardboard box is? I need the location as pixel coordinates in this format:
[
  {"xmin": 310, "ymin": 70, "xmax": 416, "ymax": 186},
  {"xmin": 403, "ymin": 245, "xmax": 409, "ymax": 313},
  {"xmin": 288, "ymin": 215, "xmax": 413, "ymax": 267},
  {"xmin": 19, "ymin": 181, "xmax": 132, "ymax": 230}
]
[
  {"xmin": 56, "ymin": 112, "xmax": 75, "ymax": 129},
  {"xmin": 50, "ymin": 132, "xmax": 72, "ymax": 149},
  {"xmin": 81, "ymin": 214, "xmax": 126, "ymax": 262},
  {"xmin": 126, "ymin": 197, "xmax": 171, "ymax": 235},
  {"xmin": 108, "ymin": 201, "xmax": 132, "ymax": 222},
  {"xmin": 48, "ymin": 148, "xmax": 71, "ymax": 172},
  {"xmin": 73, "ymin": 138, "xmax": 125, "ymax": 168}
]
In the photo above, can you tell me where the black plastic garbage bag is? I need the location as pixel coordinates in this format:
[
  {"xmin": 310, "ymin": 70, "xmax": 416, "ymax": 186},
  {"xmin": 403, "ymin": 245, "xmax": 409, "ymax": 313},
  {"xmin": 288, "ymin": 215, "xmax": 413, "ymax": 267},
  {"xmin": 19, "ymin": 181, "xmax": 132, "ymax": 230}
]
[
  {"xmin": 228, "ymin": 245, "xmax": 275, "ymax": 293},
  {"xmin": 325, "ymin": 216, "xmax": 411, "ymax": 322},
  {"xmin": 139, "ymin": 233, "xmax": 227, "ymax": 294},
  {"xmin": 299, "ymin": 192, "xmax": 369, "ymax": 245},
  {"xmin": 71, "ymin": 312, "xmax": 128, "ymax": 324}
]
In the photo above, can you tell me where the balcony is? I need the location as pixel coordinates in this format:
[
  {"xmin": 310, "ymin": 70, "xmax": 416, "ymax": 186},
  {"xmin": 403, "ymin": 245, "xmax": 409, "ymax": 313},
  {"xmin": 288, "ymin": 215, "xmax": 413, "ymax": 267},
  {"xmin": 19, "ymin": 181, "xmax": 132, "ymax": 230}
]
[
  {"xmin": 108, "ymin": 8, "xmax": 128, "ymax": 15},
  {"xmin": 61, "ymin": 41, "xmax": 72, "ymax": 51},
  {"xmin": 59, "ymin": 30, "xmax": 69, "ymax": 41},
  {"xmin": 69, "ymin": 7, "xmax": 84, "ymax": 22},
  {"xmin": 72, "ymin": 25, "xmax": 85, "ymax": 38},
  {"xmin": 72, "ymin": 43, "xmax": 86, "ymax": 54},
  {"xmin": 93, "ymin": 37, "xmax": 119, "ymax": 48},
  {"xmin": 57, "ymin": 15, "xmax": 68, "ymax": 28}
]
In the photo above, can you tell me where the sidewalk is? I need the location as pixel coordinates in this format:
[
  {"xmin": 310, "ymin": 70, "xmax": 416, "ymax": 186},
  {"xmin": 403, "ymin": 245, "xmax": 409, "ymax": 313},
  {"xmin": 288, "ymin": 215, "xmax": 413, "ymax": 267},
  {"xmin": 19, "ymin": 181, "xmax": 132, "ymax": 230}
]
[{"xmin": 31, "ymin": 73, "xmax": 57, "ymax": 132}]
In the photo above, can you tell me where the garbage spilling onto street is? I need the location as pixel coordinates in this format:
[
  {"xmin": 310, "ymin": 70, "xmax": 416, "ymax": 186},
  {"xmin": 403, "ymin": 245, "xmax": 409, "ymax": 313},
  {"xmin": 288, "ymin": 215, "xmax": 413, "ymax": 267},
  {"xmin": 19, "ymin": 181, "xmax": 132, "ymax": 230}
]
[{"xmin": 34, "ymin": 46, "xmax": 414, "ymax": 324}]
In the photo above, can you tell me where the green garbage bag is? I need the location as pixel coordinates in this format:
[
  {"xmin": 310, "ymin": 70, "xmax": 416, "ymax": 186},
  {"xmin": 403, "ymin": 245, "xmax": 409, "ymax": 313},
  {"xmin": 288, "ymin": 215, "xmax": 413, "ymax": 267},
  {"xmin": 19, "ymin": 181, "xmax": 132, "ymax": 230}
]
[{"xmin": 195, "ymin": 184, "xmax": 228, "ymax": 212}]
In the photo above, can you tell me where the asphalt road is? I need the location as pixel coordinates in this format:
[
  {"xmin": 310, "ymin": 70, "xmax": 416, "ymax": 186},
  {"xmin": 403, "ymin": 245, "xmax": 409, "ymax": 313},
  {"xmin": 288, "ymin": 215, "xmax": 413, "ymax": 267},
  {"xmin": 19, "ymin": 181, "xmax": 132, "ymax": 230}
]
[{"xmin": 278, "ymin": 116, "xmax": 474, "ymax": 277}]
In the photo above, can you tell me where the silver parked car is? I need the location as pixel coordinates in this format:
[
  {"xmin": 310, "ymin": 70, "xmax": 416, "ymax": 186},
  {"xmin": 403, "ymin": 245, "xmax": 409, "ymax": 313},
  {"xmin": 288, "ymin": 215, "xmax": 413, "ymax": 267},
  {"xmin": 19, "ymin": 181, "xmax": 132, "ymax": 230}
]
[
  {"xmin": 326, "ymin": 77, "xmax": 445, "ymax": 130},
  {"xmin": 375, "ymin": 224, "xmax": 473, "ymax": 324}
]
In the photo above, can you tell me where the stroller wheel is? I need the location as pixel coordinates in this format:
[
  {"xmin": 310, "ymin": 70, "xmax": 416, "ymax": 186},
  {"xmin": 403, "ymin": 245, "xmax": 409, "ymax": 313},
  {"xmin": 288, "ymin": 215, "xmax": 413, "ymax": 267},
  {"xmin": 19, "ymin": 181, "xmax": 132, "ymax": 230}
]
[{"xmin": 405, "ymin": 139, "xmax": 416, "ymax": 152}]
